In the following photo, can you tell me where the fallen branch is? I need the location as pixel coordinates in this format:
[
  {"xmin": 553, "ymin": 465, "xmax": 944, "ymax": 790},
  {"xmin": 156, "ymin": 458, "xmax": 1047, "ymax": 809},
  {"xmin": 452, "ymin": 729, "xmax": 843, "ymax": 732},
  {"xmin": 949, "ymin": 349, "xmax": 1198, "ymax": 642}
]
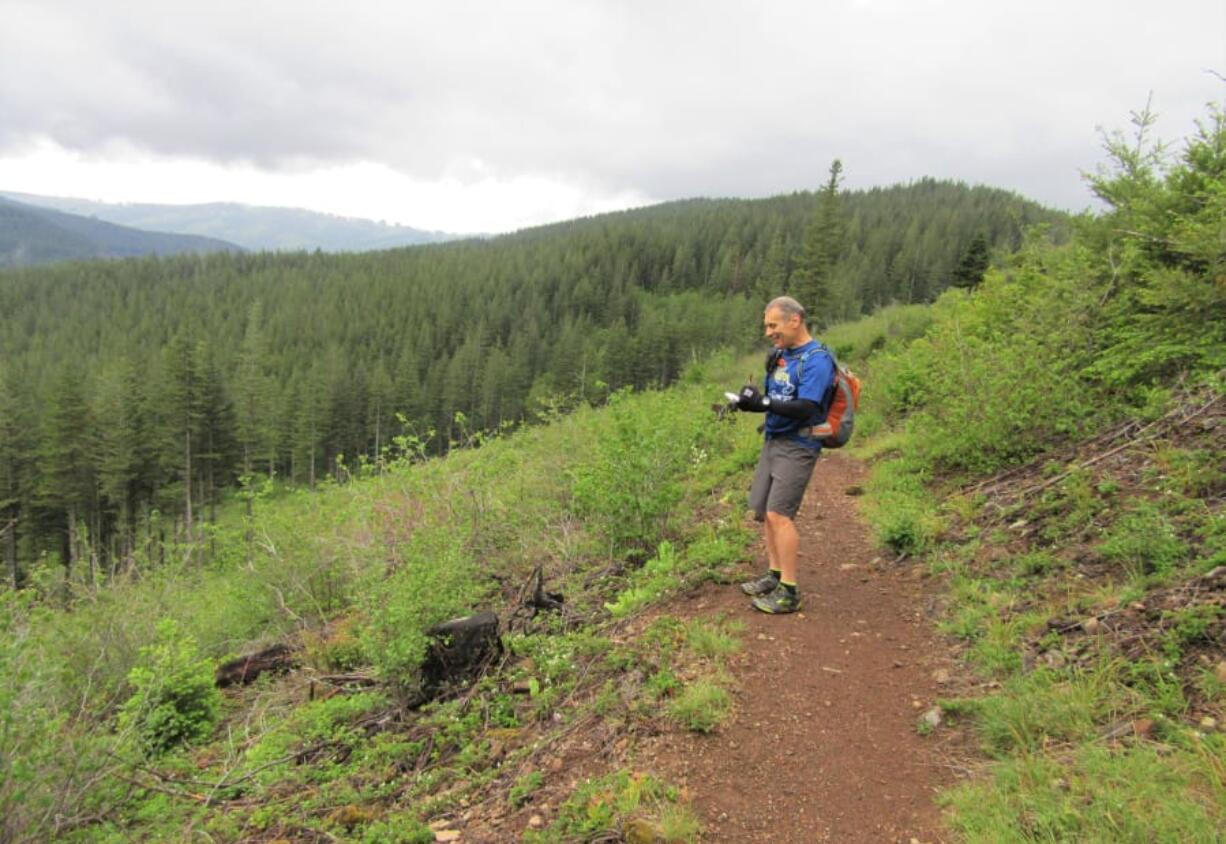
[{"xmin": 1010, "ymin": 393, "xmax": 1222, "ymax": 502}]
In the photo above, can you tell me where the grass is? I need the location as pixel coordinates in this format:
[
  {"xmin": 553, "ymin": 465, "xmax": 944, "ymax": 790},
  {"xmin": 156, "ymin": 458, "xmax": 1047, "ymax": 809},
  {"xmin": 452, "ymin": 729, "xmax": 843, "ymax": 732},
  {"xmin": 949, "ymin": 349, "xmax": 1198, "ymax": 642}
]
[{"xmin": 668, "ymin": 679, "xmax": 732, "ymax": 733}]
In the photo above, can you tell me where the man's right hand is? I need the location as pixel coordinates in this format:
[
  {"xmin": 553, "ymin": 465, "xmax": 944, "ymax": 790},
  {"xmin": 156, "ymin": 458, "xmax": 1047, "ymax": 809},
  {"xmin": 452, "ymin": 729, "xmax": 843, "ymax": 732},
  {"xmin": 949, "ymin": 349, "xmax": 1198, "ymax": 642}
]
[{"xmin": 737, "ymin": 383, "xmax": 770, "ymax": 413}]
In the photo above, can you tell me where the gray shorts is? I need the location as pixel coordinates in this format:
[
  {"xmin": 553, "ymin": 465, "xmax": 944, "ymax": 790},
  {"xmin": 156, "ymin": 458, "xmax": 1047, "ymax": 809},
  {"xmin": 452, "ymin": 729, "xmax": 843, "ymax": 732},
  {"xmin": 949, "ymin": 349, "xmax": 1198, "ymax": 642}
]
[{"xmin": 748, "ymin": 437, "xmax": 819, "ymax": 520}]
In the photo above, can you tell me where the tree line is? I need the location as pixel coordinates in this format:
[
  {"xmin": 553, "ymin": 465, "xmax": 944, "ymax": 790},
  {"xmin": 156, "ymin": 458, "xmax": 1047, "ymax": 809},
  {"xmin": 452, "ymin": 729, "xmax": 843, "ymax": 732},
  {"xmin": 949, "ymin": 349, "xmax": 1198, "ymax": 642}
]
[{"xmin": 0, "ymin": 176, "xmax": 1066, "ymax": 587}]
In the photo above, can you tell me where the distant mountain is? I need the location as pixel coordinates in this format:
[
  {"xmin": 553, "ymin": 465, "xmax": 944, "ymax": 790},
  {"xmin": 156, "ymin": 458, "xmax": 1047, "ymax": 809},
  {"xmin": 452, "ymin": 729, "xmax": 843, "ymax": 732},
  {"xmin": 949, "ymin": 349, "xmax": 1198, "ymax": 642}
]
[
  {"xmin": 0, "ymin": 195, "xmax": 241, "ymax": 267},
  {"xmin": 0, "ymin": 191, "xmax": 464, "ymax": 253}
]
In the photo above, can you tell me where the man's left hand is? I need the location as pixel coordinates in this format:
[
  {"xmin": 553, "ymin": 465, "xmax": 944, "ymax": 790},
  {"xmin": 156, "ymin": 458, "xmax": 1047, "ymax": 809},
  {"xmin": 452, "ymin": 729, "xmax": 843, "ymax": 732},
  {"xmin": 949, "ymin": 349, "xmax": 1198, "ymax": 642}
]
[{"xmin": 737, "ymin": 383, "xmax": 771, "ymax": 413}]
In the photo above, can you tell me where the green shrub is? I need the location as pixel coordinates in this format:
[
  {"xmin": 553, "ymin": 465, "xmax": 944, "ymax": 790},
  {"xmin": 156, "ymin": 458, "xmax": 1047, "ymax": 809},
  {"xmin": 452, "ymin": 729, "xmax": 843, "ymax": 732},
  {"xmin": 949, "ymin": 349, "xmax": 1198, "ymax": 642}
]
[
  {"xmin": 118, "ymin": 619, "xmax": 221, "ymax": 757},
  {"xmin": 360, "ymin": 525, "xmax": 481, "ymax": 694}
]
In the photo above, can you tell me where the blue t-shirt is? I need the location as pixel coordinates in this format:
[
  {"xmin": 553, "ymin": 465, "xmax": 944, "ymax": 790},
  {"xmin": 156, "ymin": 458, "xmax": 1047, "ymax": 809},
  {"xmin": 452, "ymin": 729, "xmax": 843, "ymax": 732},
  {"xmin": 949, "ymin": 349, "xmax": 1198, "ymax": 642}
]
[{"xmin": 763, "ymin": 340, "xmax": 835, "ymax": 447}]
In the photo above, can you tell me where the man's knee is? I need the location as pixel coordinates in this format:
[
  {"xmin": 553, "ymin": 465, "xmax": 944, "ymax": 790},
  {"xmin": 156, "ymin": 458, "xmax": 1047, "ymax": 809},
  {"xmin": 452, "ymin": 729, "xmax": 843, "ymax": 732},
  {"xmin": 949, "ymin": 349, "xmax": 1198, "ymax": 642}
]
[{"xmin": 764, "ymin": 510, "xmax": 794, "ymax": 529}]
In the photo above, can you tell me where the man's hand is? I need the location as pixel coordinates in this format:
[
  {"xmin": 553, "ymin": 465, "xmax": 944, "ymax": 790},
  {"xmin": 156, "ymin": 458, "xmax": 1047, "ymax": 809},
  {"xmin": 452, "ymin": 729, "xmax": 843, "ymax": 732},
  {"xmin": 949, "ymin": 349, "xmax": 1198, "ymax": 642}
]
[{"xmin": 736, "ymin": 383, "xmax": 771, "ymax": 413}]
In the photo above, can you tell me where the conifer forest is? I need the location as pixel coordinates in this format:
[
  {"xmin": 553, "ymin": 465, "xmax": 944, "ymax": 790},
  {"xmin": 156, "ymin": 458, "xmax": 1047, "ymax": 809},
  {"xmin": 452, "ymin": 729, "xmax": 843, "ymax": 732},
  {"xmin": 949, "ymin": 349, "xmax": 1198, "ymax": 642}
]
[{"xmin": 0, "ymin": 178, "xmax": 1062, "ymax": 586}]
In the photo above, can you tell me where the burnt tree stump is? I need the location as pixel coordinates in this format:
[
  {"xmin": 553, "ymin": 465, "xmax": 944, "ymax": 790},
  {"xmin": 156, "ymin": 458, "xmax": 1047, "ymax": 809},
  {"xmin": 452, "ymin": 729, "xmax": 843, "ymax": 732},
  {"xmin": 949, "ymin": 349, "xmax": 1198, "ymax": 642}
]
[
  {"xmin": 420, "ymin": 611, "xmax": 502, "ymax": 697},
  {"xmin": 216, "ymin": 643, "xmax": 297, "ymax": 688}
]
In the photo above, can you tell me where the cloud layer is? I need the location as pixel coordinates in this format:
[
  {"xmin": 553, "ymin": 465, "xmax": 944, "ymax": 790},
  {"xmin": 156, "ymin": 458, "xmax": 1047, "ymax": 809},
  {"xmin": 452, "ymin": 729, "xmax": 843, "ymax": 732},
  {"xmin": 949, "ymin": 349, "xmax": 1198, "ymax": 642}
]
[{"xmin": 2, "ymin": 0, "xmax": 1223, "ymax": 228}]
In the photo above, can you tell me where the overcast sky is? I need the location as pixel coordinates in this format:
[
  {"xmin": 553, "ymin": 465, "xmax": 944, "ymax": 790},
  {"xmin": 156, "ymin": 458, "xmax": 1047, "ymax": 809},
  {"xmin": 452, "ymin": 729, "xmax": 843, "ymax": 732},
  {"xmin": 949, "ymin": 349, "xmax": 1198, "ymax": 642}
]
[{"xmin": 1, "ymin": 1, "xmax": 1222, "ymax": 233}]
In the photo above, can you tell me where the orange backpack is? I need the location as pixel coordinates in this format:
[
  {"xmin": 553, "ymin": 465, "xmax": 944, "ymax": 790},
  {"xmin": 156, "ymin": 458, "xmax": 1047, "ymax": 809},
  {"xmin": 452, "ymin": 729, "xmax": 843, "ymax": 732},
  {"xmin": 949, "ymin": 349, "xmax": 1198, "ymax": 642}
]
[{"xmin": 769, "ymin": 344, "xmax": 862, "ymax": 448}]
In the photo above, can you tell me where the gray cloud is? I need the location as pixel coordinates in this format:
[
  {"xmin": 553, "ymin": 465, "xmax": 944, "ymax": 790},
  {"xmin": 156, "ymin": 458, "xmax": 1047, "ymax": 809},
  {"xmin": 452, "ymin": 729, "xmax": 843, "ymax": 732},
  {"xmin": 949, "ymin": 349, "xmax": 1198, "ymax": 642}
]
[{"xmin": 2, "ymin": 0, "xmax": 1223, "ymax": 211}]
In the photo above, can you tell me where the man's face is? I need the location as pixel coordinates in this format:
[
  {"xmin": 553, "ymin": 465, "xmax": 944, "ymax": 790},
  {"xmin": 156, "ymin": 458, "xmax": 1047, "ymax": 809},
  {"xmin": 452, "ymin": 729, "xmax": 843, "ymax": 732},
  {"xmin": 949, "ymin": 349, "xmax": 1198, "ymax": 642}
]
[{"xmin": 763, "ymin": 307, "xmax": 802, "ymax": 348}]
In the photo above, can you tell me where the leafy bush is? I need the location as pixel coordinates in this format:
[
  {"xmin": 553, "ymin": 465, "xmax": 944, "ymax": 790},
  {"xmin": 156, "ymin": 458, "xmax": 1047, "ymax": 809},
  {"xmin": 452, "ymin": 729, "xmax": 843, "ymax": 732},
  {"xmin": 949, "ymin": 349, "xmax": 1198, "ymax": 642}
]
[
  {"xmin": 360, "ymin": 524, "xmax": 481, "ymax": 694},
  {"xmin": 571, "ymin": 391, "xmax": 690, "ymax": 556},
  {"xmin": 118, "ymin": 619, "xmax": 221, "ymax": 756}
]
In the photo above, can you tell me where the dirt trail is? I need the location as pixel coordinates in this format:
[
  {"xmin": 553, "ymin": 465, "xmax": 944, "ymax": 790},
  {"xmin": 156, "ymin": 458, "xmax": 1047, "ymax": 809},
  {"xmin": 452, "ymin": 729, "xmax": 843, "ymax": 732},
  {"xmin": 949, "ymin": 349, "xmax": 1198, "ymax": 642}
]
[{"xmin": 639, "ymin": 452, "xmax": 959, "ymax": 843}]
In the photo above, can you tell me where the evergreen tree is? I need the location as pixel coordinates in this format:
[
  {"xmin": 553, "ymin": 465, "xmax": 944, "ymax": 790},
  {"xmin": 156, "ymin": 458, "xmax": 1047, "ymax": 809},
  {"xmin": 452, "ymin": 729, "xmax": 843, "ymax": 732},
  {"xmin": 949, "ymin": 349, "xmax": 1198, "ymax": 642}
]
[
  {"xmin": 794, "ymin": 160, "xmax": 845, "ymax": 322},
  {"xmin": 157, "ymin": 333, "xmax": 204, "ymax": 547},
  {"xmin": 952, "ymin": 233, "xmax": 991, "ymax": 289},
  {"xmin": 235, "ymin": 301, "xmax": 276, "ymax": 477},
  {"xmin": 93, "ymin": 360, "xmax": 144, "ymax": 575},
  {"xmin": 0, "ymin": 361, "xmax": 28, "ymax": 587},
  {"xmin": 37, "ymin": 366, "xmax": 96, "ymax": 582}
]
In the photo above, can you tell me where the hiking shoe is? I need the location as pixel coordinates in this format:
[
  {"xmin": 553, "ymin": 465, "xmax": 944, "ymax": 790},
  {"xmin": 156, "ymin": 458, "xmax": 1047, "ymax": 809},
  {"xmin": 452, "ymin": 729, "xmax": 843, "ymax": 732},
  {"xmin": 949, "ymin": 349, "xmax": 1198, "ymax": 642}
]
[
  {"xmin": 740, "ymin": 572, "xmax": 780, "ymax": 596},
  {"xmin": 752, "ymin": 584, "xmax": 801, "ymax": 614}
]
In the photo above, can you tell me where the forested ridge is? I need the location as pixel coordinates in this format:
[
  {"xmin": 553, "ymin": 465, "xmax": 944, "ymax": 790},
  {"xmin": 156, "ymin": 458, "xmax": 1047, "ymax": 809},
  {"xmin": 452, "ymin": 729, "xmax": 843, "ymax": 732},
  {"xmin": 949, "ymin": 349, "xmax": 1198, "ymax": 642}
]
[{"xmin": 0, "ymin": 177, "xmax": 1063, "ymax": 585}]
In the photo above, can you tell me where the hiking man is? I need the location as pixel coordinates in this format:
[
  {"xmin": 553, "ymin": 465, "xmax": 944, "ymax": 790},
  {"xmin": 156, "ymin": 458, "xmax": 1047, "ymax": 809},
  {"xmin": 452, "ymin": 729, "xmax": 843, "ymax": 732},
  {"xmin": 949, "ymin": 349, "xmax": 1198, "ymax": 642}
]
[{"xmin": 734, "ymin": 296, "xmax": 835, "ymax": 614}]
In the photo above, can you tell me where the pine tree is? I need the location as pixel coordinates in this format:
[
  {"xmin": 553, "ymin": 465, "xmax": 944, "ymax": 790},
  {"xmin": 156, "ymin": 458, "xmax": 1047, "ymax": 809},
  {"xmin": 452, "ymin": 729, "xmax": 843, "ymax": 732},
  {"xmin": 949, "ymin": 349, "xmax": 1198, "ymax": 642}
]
[
  {"xmin": 795, "ymin": 160, "xmax": 845, "ymax": 323},
  {"xmin": 0, "ymin": 361, "xmax": 28, "ymax": 587},
  {"xmin": 235, "ymin": 301, "xmax": 275, "ymax": 477},
  {"xmin": 93, "ymin": 360, "xmax": 144, "ymax": 576},
  {"xmin": 38, "ymin": 366, "xmax": 96, "ymax": 583},
  {"xmin": 157, "ymin": 333, "xmax": 204, "ymax": 547},
  {"xmin": 951, "ymin": 233, "xmax": 991, "ymax": 289}
]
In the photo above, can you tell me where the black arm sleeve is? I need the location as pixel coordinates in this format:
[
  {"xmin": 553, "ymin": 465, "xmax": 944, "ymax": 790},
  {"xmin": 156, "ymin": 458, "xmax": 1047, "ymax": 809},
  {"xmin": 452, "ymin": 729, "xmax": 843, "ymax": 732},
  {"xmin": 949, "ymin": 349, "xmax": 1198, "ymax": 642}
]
[{"xmin": 769, "ymin": 398, "xmax": 819, "ymax": 420}]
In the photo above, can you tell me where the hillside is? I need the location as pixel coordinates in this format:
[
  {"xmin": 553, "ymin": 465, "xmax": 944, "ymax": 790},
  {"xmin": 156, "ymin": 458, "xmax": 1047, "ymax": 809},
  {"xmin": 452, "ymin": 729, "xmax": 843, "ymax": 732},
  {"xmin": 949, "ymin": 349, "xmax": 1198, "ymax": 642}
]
[
  {"xmin": 0, "ymin": 191, "xmax": 463, "ymax": 252},
  {"xmin": 0, "ymin": 106, "xmax": 1222, "ymax": 843},
  {"xmin": 0, "ymin": 195, "xmax": 240, "ymax": 267}
]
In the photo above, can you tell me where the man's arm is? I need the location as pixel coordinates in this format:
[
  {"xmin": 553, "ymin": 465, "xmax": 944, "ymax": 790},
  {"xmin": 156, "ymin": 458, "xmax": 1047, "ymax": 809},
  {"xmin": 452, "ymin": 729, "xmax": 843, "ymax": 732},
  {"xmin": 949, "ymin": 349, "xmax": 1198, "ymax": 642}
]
[{"xmin": 736, "ymin": 383, "xmax": 818, "ymax": 419}]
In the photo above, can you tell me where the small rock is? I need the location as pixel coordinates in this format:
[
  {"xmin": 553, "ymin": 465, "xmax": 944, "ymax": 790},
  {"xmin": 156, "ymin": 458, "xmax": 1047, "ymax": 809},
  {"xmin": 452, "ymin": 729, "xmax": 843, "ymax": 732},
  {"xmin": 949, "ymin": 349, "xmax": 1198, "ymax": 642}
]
[
  {"xmin": 548, "ymin": 756, "xmax": 564, "ymax": 772},
  {"xmin": 1215, "ymin": 662, "xmax": 1226, "ymax": 684},
  {"xmin": 756, "ymin": 633, "xmax": 769, "ymax": 640},
  {"xmin": 892, "ymin": 660, "xmax": 904, "ymax": 668},
  {"xmin": 434, "ymin": 832, "xmax": 461, "ymax": 843},
  {"xmin": 921, "ymin": 707, "xmax": 943, "ymax": 729},
  {"xmin": 527, "ymin": 815, "xmax": 543, "ymax": 829},
  {"xmin": 932, "ymin": 669, "xmax": 951, "ymax": 685},
  {"xmin": 1199, "ymin": 716, "xmax": 1218, "ymax": 732},
  {"xmin": 839, "ymin": 563, "xmax": 858, "ymax": 571},
  {"xmin": 1129, "ymin": 601, "xmax": 1146, "ymax": 611},
  {"xmin": 911, "ymin": 699, "xmax": 923, "ymax": 708},
  {"xmin": 1082, "ymin": 617, "xmax": 1099, "ymax": 634}
]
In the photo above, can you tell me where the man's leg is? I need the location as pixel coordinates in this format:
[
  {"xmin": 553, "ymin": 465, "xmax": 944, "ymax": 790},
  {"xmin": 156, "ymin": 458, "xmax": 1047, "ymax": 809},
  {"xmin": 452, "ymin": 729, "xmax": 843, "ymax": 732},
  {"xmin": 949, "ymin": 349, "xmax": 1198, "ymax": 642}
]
[
  {"xmin": 763, "ymin": 519, "xmax": 779, "ymax": 571},
  {"xmin": 752, "ymin": 510, "xmax": 803, "ymax": 613},
  {"xmin": 742, "ymin": 443, "xmax": 783, "ymax": 596},
  {"xmin": 764, "ymin": 511, "xmax": 799, "ymax": 584}
]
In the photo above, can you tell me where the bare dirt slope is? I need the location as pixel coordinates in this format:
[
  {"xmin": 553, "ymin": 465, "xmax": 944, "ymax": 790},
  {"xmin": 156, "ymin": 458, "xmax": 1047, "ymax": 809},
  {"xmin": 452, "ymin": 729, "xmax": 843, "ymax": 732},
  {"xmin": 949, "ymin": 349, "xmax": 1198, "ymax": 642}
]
[{"xmin": 637, "ymin": 452, "xmax": 960, "ymax": 843}]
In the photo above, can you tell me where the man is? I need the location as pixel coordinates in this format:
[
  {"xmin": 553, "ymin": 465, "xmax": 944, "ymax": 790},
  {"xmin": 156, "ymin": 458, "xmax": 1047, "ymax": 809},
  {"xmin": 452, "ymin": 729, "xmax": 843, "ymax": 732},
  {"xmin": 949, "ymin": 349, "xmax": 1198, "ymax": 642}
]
[{"xmin": 734, "ymin": 296, "xmax": 835, "ymax": 614}]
